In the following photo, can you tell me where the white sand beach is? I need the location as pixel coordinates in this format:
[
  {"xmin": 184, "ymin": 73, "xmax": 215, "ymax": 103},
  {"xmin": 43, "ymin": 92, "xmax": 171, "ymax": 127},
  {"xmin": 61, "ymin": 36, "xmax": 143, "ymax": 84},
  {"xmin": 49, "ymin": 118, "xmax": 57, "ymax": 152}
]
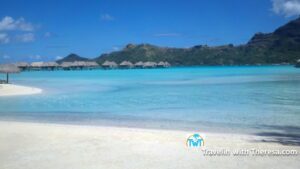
[
  {"xmin": 0, "ymin": 121, "xmax": 299, "ymax": 169},
  {"xmin": 0, "ymin": 84, "xmax": 42, "ymax": 96}
]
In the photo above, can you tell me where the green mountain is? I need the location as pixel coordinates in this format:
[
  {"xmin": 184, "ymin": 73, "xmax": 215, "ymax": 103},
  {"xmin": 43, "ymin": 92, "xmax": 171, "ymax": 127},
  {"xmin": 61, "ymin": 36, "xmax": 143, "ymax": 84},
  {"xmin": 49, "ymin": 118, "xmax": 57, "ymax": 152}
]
[
  {"xmin": 245, "ymin": 16, "xmax": 300, "ymax": 63},
  {"xmin": 56, "ymin": 53, "xmax": 89, "ymax": 64},
  {"xmin": 94, "ymin": 17, "xmax": 300, "ymax": 66}
]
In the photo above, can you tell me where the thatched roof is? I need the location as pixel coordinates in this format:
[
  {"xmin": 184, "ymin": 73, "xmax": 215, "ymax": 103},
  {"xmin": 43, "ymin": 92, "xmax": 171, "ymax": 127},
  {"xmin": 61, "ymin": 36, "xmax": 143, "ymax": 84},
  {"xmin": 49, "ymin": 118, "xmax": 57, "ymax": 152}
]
[
  {"xmin": 134, "ymin": 61, "xmax": 144, "ymax": 66},
  {"xmin": 31, "ymin": 62, "xmax": 44, "ymax": 67},
  {"xmin": 15, "ymin": 62, "xmax": 30, "ymax": 67},
  {"xmin": 85, "ymin": 61, "xmax": 99, "ymax": 67},
  {"xmin": 157, "ymin": 61, "xmax": 171, "ymax": 67},
  {"xmin": 0, "ymin": 64, "xmax": 21, "ymax": 73},
  {"xmin": 120, "ymin": 61, "xmax": 134, "ymax": 67},
  {"xmin": 48, "ymin": 62, "xmax": 59, "ymax": 67},
  {"xmin": 60, "ymin": 61, "xmax": 99, "ymax": 68},
  {"xmin": 102, "ymin": 61, "xmax": 118, "ymax": 67},
  {"xmin": 60, "ymin": 62, "xmax": 73, "ymax": 68},
  {"xmin": 73, "ymin": 61, "xmax": 86, "ymax": 67},
  {"xmin": 42, "ymin": 62, "xmax": 59, "ymax": 67},
  {"xmin": 165, "ymin": 62, "xmax": 171, "ymax": 67},
  {"xmin": 143, "ymin": 61, "xmax": 157, "ymax": 68}
]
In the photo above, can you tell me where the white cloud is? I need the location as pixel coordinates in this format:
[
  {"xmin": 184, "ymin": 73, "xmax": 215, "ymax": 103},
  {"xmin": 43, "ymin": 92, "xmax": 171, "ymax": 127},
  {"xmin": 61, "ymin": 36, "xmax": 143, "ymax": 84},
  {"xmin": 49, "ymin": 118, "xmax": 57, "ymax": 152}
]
[
  {"xmin": 154, "ymin": 33, "xmax": 181, "ymax": 37},
  {"xmin": 2, "ymin": 54, "xmax": 10, "ymax": 59},
  {"xmin": 112, "ymin": 46, "xmax": 120, "ymax": 51},
  {"xmin": 55, "ymin": 56, "xmax": 63, "ymax": 60},
  {"xmin": 0, "ymin": 16, "xmax": 34, "ymax": 31},
  {"xmin": 101, "ymin": 14, "xmax": 115, "ymax": 21},
  {"xmin": 17, "ymin": 33, "xmax": 35, "ymax": 42},
  {"xmin": 30, "ymin": 55, "xmax": 41, "ymax": 60},
  {"xmin": 271, "ymin": 0, "xmax": 300, "ymax": 17},
  {"xmin": 44, "ymin": 32, "xmax": 51, "ymax": 38},
  {"xmin": 0, "ymin": 16, "xmax": 36, "ymax": 44},
  {"xmin": 0, "ymin": 17, "xmax": 15, "ymax": 31},
  {"xmin": 0, "ymin": 33, "xmax": 10, "ymax": 44}
]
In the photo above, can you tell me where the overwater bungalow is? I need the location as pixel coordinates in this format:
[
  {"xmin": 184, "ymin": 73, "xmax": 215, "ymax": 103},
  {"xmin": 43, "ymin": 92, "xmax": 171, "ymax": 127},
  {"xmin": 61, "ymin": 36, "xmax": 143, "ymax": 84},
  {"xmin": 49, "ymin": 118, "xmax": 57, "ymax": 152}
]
[
  {"xmin": 30, "ymin": 62, "xmax": 44, "ymax": 70},
  {"xmin": 143, "ymin": 61, "xmax": 157, "ymax": 68},
  {"xmin": 59, "ymin": 61, "xmax": 99, "ymax": 70},
  {"xmin": 60, "ymin": 62, "xmax": 73, "ymax": 70},
  {"xmin": 165, "ymin": 62, "xmax": 171, "ymax": 67},
  {"xmin": 15, "ymin": 62, "xmax": 30, "ymax": 71},
  {"xmin": 157, "ymin": 61, "xmax": 171, "ymax": 68},
  {"xmin": 85, "ymin": 61, "xmax": 99, "ymax": 69},
  {"xmin": 102, "ymin": 61, "xmax": 118, "ymax": 69},
  {"xmin": 295, "ymin": 59, "xmax": 300, "ymax": 68},
  {"xmin": 119, "ymin": 61, "xmax": 134, "ymax": 68},
  {"xmin": 13, "ymin": 60, "xmax": 169, "ymax": 71},
  {"xmin": 0, "ymin": 64, "xmax": 20, "ymax": 83},
  {"xmin": 134, "ymin": 61, "xmax": 144, "ymax": 68},
  {"xmin": 73, "ymin": 61, "xmax": 86, "ymax": 69},
  {"xmin": 41, "ymin": 62, "xmax": 59, "ymax": 70}
]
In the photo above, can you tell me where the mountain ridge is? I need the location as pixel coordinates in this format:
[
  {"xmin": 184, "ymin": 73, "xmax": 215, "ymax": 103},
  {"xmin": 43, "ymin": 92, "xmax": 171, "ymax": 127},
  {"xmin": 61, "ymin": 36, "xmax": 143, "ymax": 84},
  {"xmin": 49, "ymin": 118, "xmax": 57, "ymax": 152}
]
[
  {"xmin": 56, "ymin": 53, "xmax": 90, "ymax": 64},
  {"xmin": 58, "ymin": 17, "xmax": 300, "ymax": 66}
]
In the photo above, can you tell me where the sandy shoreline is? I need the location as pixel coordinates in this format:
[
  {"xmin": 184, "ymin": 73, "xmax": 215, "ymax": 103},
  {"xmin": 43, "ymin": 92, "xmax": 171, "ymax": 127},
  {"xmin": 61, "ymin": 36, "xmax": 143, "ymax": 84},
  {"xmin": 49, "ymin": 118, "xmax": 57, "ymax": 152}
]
[
  {"xmin": 0, "ymin": 120, "xmax": 299, "ymax": 169},
  {"xmin": 0, "ymin": 84, "xmax": 42, "ymax": 96}
]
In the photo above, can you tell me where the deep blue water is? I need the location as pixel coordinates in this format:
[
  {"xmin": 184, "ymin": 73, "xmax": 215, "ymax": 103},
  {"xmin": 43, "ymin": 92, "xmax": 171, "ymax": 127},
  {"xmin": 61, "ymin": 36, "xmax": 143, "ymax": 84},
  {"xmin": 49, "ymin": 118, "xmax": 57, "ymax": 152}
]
[{"xmin": 0, "ymin": 66, "xmax": 299, "ymax": 133}]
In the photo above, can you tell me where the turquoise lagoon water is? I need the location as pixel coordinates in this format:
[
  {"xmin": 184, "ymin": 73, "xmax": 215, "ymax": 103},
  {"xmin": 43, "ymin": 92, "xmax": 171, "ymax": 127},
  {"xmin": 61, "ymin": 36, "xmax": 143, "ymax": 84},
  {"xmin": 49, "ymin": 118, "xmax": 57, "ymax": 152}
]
[{"xmin": 0, "ymin": 66, "xmax": 299, "ymax": 133}]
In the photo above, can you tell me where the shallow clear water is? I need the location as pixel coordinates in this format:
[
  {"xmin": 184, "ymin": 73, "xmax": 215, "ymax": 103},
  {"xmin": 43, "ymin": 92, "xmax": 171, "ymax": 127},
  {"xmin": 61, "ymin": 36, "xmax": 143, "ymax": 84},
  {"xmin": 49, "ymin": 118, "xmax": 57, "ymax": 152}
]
[{"xmin": 0, "ymin": 66, "xmax": 299, "ymax": 133}]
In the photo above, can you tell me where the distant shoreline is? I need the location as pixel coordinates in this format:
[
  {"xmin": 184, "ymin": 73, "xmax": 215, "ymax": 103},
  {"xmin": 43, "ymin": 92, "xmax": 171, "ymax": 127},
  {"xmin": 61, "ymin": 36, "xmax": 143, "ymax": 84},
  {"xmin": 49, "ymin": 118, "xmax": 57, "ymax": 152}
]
[{"xmin": 10, "ymin": 63, "xmax": 297, "ymax": 72}]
